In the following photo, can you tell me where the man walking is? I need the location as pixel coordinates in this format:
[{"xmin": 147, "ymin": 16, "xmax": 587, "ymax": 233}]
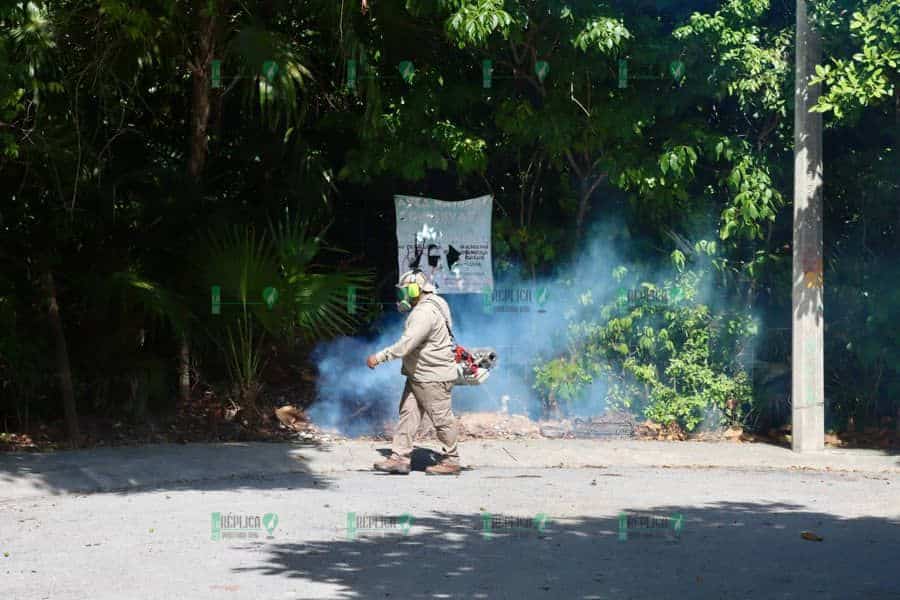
[{"xmin": 366, "ymin": 269, "xmax": 461, "ymax": 475}]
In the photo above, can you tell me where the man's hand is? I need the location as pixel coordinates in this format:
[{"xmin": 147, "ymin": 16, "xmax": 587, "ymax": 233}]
[{"xmin": 366, "ymin": 354, "xmax": 379, "ymax": 369}]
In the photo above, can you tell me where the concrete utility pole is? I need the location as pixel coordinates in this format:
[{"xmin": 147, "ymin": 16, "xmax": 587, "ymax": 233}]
[{"xmin": 792, "ymin": 0, "xmax": 825, "ymax": 452}]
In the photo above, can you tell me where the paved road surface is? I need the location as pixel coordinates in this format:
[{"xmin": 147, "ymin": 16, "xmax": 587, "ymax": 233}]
[{"xmin": 1, "ymin": 440, "xmax": 898, "ymax": 599}]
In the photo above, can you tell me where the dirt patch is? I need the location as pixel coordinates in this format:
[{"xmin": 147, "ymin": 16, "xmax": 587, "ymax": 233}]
[
  {"xmin": 7, "ymin": 394, "xmax": 896, "ymax": 452},
  {"xmin": 366, "ymin": 410, "xmax": 640, "ymax": 442},
  {"xmin": 0, "ymin": 382, "xmax": 323, "ymax": 452},
  {"xmin": 539, "ymin": 410, "xmax": 639, "ymax": 439}
]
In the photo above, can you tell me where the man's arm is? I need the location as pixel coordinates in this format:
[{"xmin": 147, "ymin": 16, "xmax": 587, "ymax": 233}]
[{"xmin": 368, "ymin": 309, "xmax": 432, "ymax": 367}]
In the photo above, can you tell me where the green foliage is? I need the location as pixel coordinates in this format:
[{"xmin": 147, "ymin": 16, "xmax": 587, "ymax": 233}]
[
  {"xmin": 201, "ymin": 225, "xmax": 278, "ymax": 403},
  {"xmin": 341, "ymin": 83, "xmax": 488, "ymax": 181},
  {"xmin": 268, "ymin": 216, "xmax": 373, "ymax": 342},
  {"xmin": 203, "ymin": 217, "xmax": 370, "ymax": 342},
  {"xmin": 492, "ymin": 217, "xmax": 560, "ymax": 277},
  {"xmin": 812, "ymin": 0, "xmax": 900, "ymax": 119},
  {"xmin": 0, "ymin": 0, "xmax": 897, "ymax": 435},
  {"xmin": 674, "ymin": 0, "xmax": 791, "ymax": 116},
  {"xmin": 231, "ymin": 24, "xmax": 313, "ymax": 130},
  {"xmin": 573, "ymin": 17, "xmax": 631, "ymax": 53},
  {"xmin": 444, "ymin": 0, "xmax": 513, "ymax": 48},
  {"xmin": 102, "ymin": 270, "xmax": 189, "ymax": 335},
  {"xmin": 433, "ymin": 120, "xmax": 488, "ymax": 174},
  {"xmin": 223, "ymin": 307, "xmax": 266, "ymax": 409},
  {"xmin": 0, "ymin": 1, "xmax": 57, "ymax": 158},
  {"xmin": 616, "ymin": 144, "xmax": 699, "ymax": 203},
  {"xmin": 0, "ymin": 291, "xmax": 48, "ymax": 427},
  {"xmin": 719, "ymin": 152, "xmax": 783, "ymax": 240},
  {"xmin": 823, "ymin": 194, "xmax": 900, "ymax": 427},
  {"xmin": 534, "ymin": 269, "xmax": 756, "ymax": 431},
  {"xmin": 533, "ymin": 357, "xmax": 593, "ymax": 406},
  {"xmin": 199, "ymin": 216, "xmax": 371, "ymax": 400}
]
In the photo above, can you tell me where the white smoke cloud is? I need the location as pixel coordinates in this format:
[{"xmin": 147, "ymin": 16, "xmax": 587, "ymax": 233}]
[{"xmin": 309, "ymin": 226, "xmax": 631, "ymax": 434}]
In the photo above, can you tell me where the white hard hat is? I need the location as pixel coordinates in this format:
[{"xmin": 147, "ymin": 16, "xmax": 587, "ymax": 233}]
[{"xmin": 397, "ymin": 269, "xmax": 436, "ymax": 293}]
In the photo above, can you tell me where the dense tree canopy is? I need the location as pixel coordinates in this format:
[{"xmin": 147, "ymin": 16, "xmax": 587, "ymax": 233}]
[{"xmin": 0, "ymin": 0, "xmax": 897, "ymax": 444}]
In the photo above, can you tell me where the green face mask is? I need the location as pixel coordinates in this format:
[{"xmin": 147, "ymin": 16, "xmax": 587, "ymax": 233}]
[{"xmin": 395, "ymin": 283, "xmax": 421, "ymax": 312}]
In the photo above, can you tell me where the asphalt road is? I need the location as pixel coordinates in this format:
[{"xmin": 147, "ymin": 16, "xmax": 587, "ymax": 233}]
[{"xmin": 1, "ymin": 442, "xmax": 898, "ymax": 599}]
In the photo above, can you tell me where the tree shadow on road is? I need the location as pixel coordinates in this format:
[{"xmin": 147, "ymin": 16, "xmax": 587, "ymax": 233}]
[
  {"xmin": 237, "ymin": 502, "xmax": 900, "ymax": 599},
  {"xmin": 0, "ymin": 441, "xmax": 332, "ymax": 497}
]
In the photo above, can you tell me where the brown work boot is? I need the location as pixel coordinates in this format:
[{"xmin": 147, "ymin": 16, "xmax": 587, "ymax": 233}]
[
  {"xmin": 373, "ymin": 453, "xmax": 411, "ymax": 474},
  {"xmin": 425, "ymin": 458, "xmax": 461, "ymax": 476}
]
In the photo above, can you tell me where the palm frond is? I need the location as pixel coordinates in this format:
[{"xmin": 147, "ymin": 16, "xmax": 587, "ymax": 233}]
[
  {"xmin": 201, "ymin": 216, "xmax": 373, "ymax": 355},
  {"xmin": 229, "ymin": 22, "xmax": 312, "ymax": 130},
  {"xmin": 289, "ymin": 271, "xmax": 373, "ymax": 341},
  {"xmin": 223, "ymin": 310, "xmax": 267, "ymax": 402},
  {"xmin": 203, "ymin": 224, "xmax": 281, "ymax": 313},
  {"xmin": 108, "ymin": 270, "xmax": 190, "ymax": 334},
  {"xmin": 269, "ymin": 213, "xmax": 373, "ymax": 341},
  {"xmin": 80, "ymin": 269, "xmax": 189, "ymax": 336}
]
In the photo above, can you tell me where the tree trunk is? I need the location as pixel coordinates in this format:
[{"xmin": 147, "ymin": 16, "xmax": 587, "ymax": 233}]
[
  {"xmin": 575, "ymin": 177, "xmax": 590, "ymax": 243},
  {"xmin": 42, "ymin": 271, "xmax": 80, "ymax": 445},
  {"xmin": 179, "ymin": 0, "xmax": 218, "ymax": 405},
  {"xmin": 178, "ymin": 335, "xmax": 191, "ymax": 405},
  {"xmin": 565, "ymin": 150, "xmax": 604, "ymax": 244},
  {"xmin": 574, "ymin": 173, "xmax": 606, "ymax": 244},
  {"xmin": 187, "ymin": 0, "xmax": 216, "ymax": 182},
  {"xmin": 894, "ymin": 75, "xmax": 899, "ymax": 126},
  {"xmin": 791, "ymin": 0, "xmax": 824, "ymax": 452}
]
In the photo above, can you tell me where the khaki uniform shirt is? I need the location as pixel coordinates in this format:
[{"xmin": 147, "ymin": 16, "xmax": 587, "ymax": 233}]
[{"xmin": 376, "ymin": 294, "xmax": 457, "ymax": 382}]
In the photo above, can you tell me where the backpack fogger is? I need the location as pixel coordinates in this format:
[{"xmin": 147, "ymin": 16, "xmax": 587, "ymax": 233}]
[
  {"xmin": 453, "ymin": 346, "xmax": 499, "ymax": 386},
  {"xmin": 421, "ymin": 295, "xmax": 497, "ymax": 386}
]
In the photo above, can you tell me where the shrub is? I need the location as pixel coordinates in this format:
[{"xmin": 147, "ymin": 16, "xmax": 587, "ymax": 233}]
[{"xmin": 533, "ymin": 269, "xmax": 755, "ymax": 431}]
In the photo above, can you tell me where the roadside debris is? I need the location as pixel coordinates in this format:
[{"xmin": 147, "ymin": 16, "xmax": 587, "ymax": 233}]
[
  {"xmin": 5, "ymin": 390, "xmax": 896, "ymax": 450},
  {"xmin": 388, "ymin": 412, "xmax": 544, "ymax": 441},
  {"xmin": 274, "ymin": 405, "xmax": 310, "ymax": 430},
  {"xmin": 540, "ymin": 411, "xmax": 638, "ymax": 439}
]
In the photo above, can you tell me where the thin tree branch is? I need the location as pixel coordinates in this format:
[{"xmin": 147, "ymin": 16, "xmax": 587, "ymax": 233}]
[{"xmin": 564, "ymin": 149, "xmax": 584, "ymax": 178}]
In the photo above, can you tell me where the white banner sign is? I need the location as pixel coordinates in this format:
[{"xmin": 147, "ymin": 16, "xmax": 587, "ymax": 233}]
[{"xmin": 394, "ymin": 195, "xmax": 493, "ymax": 294}]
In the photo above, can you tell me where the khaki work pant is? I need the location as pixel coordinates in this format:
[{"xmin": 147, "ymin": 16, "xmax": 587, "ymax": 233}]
[{"xmin": 392, "ymin": 379, "xmax": 459, "ymax": 461}]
